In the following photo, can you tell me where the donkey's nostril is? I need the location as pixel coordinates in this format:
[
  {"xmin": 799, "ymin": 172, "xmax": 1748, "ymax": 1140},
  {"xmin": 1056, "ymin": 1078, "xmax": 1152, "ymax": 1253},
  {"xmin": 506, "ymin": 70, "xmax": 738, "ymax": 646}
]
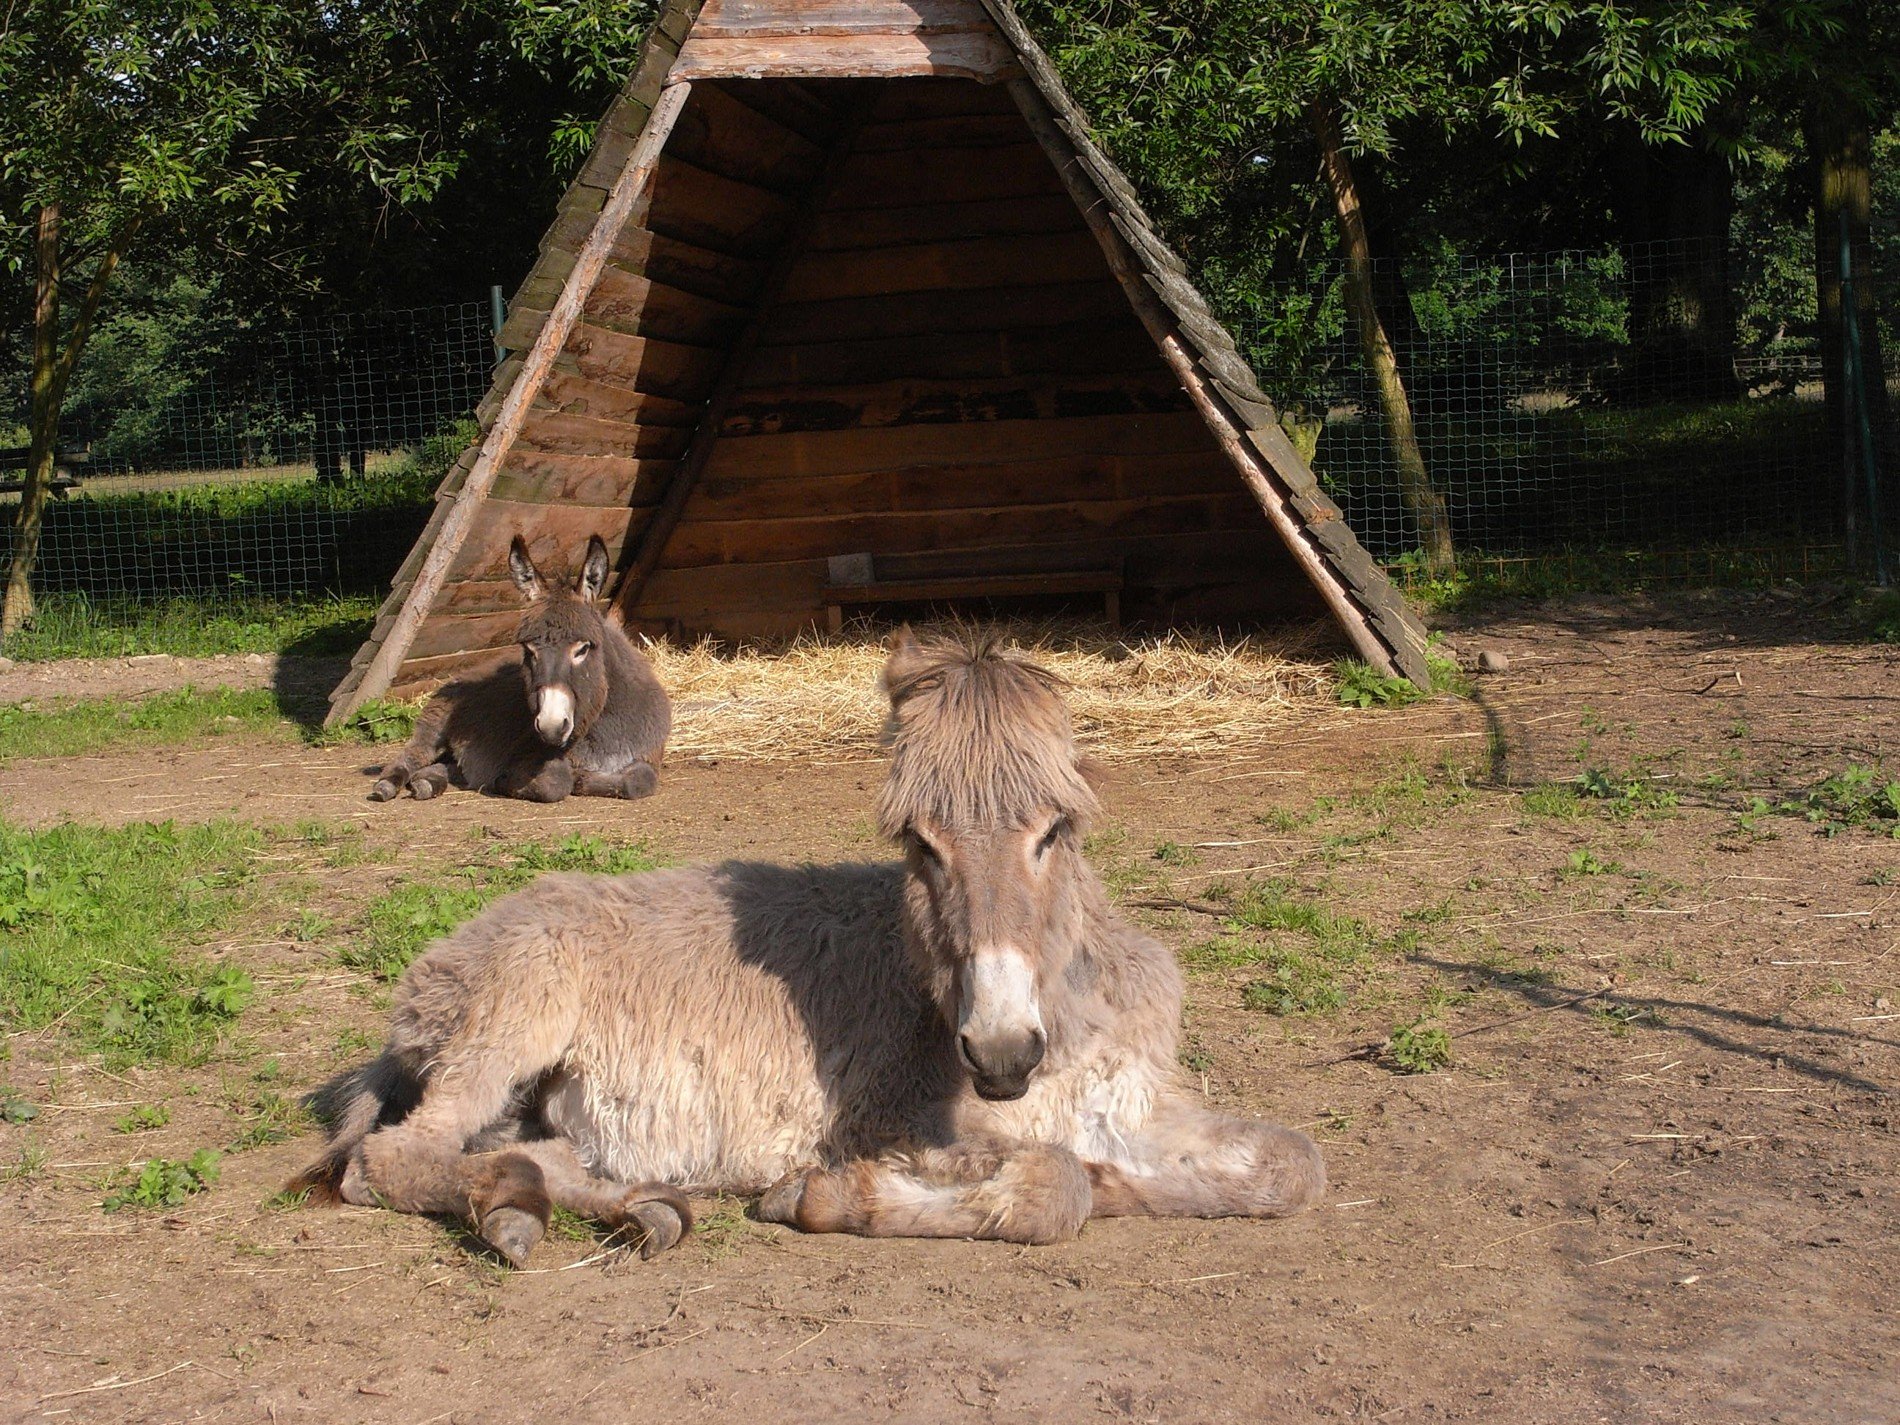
[
  {"xmin": 958, "ymin": 1032, "xmax": 978, "ymax": 1069},
  {"xmin": 1022, "ymin": 1028, "xmax": 1047, "ymax": 1073}
]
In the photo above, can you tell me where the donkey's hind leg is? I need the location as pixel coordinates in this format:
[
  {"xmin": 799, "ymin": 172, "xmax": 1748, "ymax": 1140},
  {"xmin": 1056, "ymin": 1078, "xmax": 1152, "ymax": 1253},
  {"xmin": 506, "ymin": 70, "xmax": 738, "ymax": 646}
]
[
  {"xmin": 571, "ymin": 764, "xmax": 659, "ymax": 800},
  {"xmin": 1085, "ymin": 1097, "xmax": 1326, "ymax": 1222},
  {"xmin": 759, "ymin": 1138, "xmax": 1091, "ymax": 1246},
  {"xmin": 504, "ymin": 1139, "xmax": 692, "ymax": 1258}
]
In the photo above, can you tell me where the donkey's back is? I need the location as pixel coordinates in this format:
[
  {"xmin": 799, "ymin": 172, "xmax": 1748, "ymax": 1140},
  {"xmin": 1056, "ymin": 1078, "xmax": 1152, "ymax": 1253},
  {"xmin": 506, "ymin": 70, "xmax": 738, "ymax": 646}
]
[{"xmin": 333, "ymin": 860, "xmax": 951, "ymax": 1193}]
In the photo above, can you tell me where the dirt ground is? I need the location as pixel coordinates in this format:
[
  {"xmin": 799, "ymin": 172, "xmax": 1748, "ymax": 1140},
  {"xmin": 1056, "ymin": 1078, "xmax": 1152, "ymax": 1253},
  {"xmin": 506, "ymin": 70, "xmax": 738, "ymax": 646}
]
[{"xmin": 1, "ymin": 590, "xmax": 1896, "ymax": 1424}]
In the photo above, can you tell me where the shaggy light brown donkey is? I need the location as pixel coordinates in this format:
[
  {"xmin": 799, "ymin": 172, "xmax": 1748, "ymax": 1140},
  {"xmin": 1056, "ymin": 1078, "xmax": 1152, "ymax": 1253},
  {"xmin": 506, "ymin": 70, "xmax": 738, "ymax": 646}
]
[
  {"xmin": 295, "ymin": 628, "xmax": 1323, "ymax": 1263},
  {"xmin": 369, "ymin": 534, "xmax": 670, "ymax": 804}
]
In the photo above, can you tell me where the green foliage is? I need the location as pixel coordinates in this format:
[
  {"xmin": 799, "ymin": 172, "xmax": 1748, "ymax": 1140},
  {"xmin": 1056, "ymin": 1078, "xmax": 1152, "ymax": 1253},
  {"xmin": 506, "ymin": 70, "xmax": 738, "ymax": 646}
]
[
  {"xmin": 0, "ymin": 818, "xmax": 267, "ymax": 1065},
  {"xmin": 103, "ymin": 1149, "xmax": 221, "ymax": 1212},
  {"xmin": 1183, "ymin": 878, "xmax": 1389, "ymax": 1017},
  {"xmin": 1, "ymin": 1090, "xmax": 39, "ymax": 1124},
  {"xmin": 1783, "ymin": 765, "xmax": 1900, "ymax": 837},
  {"xmin": 327, "ymin": 698, "xmax": 422, "ymax": 747},
  {"xmin": 1575, "ymin": 768, "xmax": 1679, "ymax": 817},
  {"xmin": 0, "ymin": 687, "xmax": 291, "ymax": 765},
  {"xmin": 113, "ymin": 1103, "xmax": 170, "ymax": 1134},
  {"xmin": 1386, "ymin": 1019, "xmax": 1452, "ymax": 1074},
  {"xmin": 1241, "ymin": 954, "xmax": 1348, "ymax": 1015},
  {"xmin": 1865, "ymin": 592, "xmax": 1900, "ymax": 644},
  {"xmin": 1562, "ymin": 849, "xmax": 1618, "ymax": 877},
  {"xmin": 1334, "ymin": 661, "xmax": 1422, "ymax": 710}
]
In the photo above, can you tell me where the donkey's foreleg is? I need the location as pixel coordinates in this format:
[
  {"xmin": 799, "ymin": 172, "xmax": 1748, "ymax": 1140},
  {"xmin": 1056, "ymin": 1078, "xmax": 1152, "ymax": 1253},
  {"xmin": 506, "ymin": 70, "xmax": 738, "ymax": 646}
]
[
  {"xmin": 759, "ymin": 1139, "xmax": 1091, "ymax": 1246},
  {"xmin": 370, "ymin": 700, "xmax": 452, "ymax": 802},
  {"xmin": 1086, "ymin": 1098, "xmax": 1326, "ymax": 1221}
]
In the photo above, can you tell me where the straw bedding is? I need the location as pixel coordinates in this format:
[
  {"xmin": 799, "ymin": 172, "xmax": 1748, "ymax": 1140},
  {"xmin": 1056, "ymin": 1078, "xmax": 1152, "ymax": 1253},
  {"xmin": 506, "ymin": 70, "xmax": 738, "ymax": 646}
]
[{"xmin": 643, "ymin": 620, "xmax": 1335, "ymax": 764}]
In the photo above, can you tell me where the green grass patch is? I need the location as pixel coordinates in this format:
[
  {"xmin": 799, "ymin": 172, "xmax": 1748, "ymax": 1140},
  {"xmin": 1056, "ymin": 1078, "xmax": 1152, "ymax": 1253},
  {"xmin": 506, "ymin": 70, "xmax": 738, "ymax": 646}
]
[
  {"xmin": 0, "ymin": 686, "xmax": 295, "ymax": 764},
  {"xmin": 1522, "ymin": 783, "xmax": 1584, "ymax": 819},
  {"xmin": 0, "ymin": 592, "xmax": 378, "ymax": 662},
  {"xmin": 339, "ymin": 833, "xmax": 664, "ymax": 983},
  {"xmin": 0, "ymin": 818, "xmax": 272, "ymax": 1065},
  {"xmin": 1181, "ymin": 878, "xmax": 1395, "ymax": 1018}
]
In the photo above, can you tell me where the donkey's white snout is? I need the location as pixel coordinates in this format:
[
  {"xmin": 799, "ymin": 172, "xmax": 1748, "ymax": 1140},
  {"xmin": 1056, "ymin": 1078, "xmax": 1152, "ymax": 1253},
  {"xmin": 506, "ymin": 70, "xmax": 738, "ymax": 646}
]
[
  {"xmin": 958, "ymin": 947, "xmax": 1045, "ymax": 1094},
  {"xmin": 534, "ymin": 686, "xmax": 576, "ymax": 747}
]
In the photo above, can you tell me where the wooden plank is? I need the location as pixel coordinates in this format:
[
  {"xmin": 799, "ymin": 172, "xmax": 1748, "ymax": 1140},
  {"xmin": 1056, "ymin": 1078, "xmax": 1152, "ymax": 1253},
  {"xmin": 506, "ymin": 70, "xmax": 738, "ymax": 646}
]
[
  {"xmin": 614, "ymin": 93, "xmax": 877, "ymax": 622},
  {"xmin": 561, "ymin": 324, "xmax": 730, "ymax": 399},
  {"xmin": 445, "ymin": 500, "xmax": 642, "ymax": 585},
  {"xmin": 851, "ymin": 111, "xmax": 1030, "ymax": 151},
  {"xmin": 329, "ymin": 81, "xmax": 696, "ymax": 724},
  {"xmin": 806, "ymin": 194, "xmax": 1081, "ymax": 251},
  {"xmin": 718, "ymin": 370, "xmax": 1188, "ymax": 436},
  {"xmin": 663, "ymin": 80, "xmax": 828, "ymax": 194},
  {"xmin": 535, "ymin": 371, "xmax": 704, "ymax": 429},
  {"xmin": 702, "ymin": 409, "xmax": 1215, "ymax": 481},
  {"xmin": 583, "ymin": 263, "xmax": 753, "ymax": 345},
  {"xmin": 688, "ymin": 450, "xmax": 1236, "ymax": 521},
  {"xmin": 759, "ymin": 278, "xmax": 1130, "ymax": 346},
  {"xmin": 825, "ymin": 142, "xmax": 1059, "ymax": 208},
  {"xmin": 670, "ymin": 32, "xmax": 1019, "ymax": 82},
  {"xmin": 515, "ymin": 410, "xmax": 696, "ymax": 460},
  {"xmin": 694, "ymin": 0, "xmax": 997, "ymax": 37},
  {"xmin": 703, "ymin": 77, "xmax": 847, "ymax": 145},
  {"xmin": 779, "ymin": 229, "xmax": 1106, "ymax": 303},
  {"xmin": 645, "ymin": 156, "xmax": 802, "ymax": 257},
  {"xmin": 590, "ymin": 226, "xmax": 772, "ymax": 306},
  {"xmin": 738, "ymin": 317, "xmax": 1161, "ymax": 386},
  {"xmin": 866, "ymin": 76, "xmax": 1016, "ymax": 119},
  {"xmin": 492, "ymin": 450, "xmax": 675, "ymax": 507},
  {"xmin": 658, "ymin": 491, "xmax": 1257, "ymax": 567}
]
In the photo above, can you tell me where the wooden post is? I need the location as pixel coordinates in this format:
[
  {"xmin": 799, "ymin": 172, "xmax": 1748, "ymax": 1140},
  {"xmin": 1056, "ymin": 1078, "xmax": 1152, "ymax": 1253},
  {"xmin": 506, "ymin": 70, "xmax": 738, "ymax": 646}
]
[{"xmin": 332, "ymin": 82, "xmax": 693, "ymax": 720}]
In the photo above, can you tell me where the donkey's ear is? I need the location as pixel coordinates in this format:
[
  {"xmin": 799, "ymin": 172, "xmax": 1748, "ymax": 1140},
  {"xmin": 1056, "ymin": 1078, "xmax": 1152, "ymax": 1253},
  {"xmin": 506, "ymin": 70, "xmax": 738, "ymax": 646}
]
[
  {"xmin": 508, "ymin": 537, "xmax": 545, "ymax": 601},
  {"xmin": 880, "ymin": 625, "xmax": 934, "ymax": 704},
  {"xmin": 576, "ymin": 534, "xmax": 611, "ymax": 603}
]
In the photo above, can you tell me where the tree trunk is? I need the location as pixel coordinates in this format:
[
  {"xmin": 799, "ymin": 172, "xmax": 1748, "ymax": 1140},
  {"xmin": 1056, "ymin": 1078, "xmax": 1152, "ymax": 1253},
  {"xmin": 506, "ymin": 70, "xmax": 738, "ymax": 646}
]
[
  {"xmin": 1312, "ymin": 104, "xmax": 1454, "ymax": 574},
  {"xmin": 1808, "ymin": 99, "xmax": 1890, "ymax": 541},
  {"xmin": 5, "ymin": 204, "xmax": 64, "ymax": 638},
  {"xmin": 3, "ymin": 205, "xmax": 131, "ymax": 641},
  {"xmin": 1616, "ymin": 131, "xmax": 1739, "ymax": 405}
]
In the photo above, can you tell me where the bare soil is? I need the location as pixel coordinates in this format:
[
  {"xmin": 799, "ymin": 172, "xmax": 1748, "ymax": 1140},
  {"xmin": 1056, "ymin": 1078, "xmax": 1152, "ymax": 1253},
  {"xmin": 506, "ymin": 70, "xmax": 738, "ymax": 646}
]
[{"xmin": 1, "ymin": 591, "xmax": 1895, "ymax": 1425}]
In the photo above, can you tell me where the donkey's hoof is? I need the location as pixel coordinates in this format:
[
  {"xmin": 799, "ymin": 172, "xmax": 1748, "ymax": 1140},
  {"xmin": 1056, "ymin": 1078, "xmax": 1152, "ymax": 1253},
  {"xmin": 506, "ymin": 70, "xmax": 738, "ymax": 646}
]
[
  {"xmin": 622, "ymin": 764, "xmax": 660, "ymax": 800},
  {"xmin": 369, "ymin": 779, "xmax": 400, "ymax": 802},
  {"xmin": 757, "ymin": 1169, "xmax": 813, "ymax": 1227},
  {"xmin": 480, "ymin": 1205, "xmax": 546, "ymax": 1267},
  {"xmin": 613, "ymin": 1191, "xmax": 691, "ymax": 1259},
  {"xmin": 410, "ymin": 777, "xmax": 441, "ymax": 801}
]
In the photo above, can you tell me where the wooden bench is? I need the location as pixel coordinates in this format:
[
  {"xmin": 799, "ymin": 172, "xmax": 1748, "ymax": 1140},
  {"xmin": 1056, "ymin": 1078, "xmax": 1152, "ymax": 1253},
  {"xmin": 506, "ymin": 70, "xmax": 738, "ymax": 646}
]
[
  {"xmin": 0, "ymin": 446, "xmax": 88, "ymax": 498},
  {"xmin": 822, "ymin": 553, "xmax": 1123, "ymax": 632}
]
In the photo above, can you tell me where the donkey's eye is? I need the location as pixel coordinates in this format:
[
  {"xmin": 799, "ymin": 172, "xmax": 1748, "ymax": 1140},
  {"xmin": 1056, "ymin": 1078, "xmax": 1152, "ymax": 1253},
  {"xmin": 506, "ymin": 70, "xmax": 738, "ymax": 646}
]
[
  {"xmin": 1035, "ymin": 818, "xmax": 1067, "ymax": 859},
  {"xmin": 573, "ymin": 641, "xmax": 594, "ymax": 662},
  {"xmin": 908, "ymin": 829, "xmax": 944, "ymax": 867}
]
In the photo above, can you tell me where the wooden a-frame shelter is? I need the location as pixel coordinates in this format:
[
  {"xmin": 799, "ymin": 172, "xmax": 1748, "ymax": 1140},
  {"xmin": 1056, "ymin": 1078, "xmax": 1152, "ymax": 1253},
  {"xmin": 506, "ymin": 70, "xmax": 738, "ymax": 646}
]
[{"xmin": 327, "ymin": 0, "xmax": 1431, "ymax": 723}]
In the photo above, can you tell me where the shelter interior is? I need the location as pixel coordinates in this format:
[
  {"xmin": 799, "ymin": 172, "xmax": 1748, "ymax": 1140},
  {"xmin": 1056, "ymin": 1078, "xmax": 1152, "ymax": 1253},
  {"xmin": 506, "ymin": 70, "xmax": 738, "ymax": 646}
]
[{"xmin": 406, "ymin": 75, "xmax": 1330, "ymax": 686}]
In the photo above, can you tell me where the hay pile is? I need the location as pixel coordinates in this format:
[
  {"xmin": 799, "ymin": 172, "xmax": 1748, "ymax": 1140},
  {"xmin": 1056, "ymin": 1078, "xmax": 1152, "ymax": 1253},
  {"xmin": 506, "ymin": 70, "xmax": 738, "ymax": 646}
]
[{"xmin": 644, "ymin": 621, "xmax": 1335, "ymax": 764}]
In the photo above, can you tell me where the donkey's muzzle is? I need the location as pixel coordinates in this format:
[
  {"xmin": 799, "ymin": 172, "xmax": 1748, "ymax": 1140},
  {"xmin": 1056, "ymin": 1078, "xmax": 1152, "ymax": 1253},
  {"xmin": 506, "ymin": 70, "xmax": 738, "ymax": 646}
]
[{"xmin": 961, "ymin": 1028, "xmax": 1045, "ymax": 1101}]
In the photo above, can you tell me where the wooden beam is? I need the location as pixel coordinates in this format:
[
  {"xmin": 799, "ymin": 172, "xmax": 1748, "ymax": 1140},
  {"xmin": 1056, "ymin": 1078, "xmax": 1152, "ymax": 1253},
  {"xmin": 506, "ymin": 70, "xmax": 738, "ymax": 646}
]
[
  {"xmin": 329, "ymin": 82, "xmax": 694, "ymax": 723},
  {"xmin": 670, "ymin": 32, "xmax": 1019, "ymax": 82},
  {"xmin": 1002, "ymin": 75, "xmax": 1405, "ymax": 683},
  {"xmin": 614, "ymin": 93, "xmax": 874, "ymax": 622}
]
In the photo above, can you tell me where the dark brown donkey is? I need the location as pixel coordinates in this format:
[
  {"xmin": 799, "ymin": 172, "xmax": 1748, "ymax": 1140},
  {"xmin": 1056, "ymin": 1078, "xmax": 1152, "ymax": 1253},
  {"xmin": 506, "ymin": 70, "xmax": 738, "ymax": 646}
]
[
  {"xmin": 370, "ymin": 535, "xmax": 670, "ymax": 804},
  {"xmin": 301, "ymin": 629, "xmax": 1322, "ymax": 1265}
]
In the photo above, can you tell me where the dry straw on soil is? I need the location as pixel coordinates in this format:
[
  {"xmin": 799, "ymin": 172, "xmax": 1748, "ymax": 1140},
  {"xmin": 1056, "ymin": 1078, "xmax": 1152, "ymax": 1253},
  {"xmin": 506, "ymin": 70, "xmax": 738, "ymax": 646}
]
[{"xmin": 645, "ymin": 620, "xmax": 1335, "ymax": 764}]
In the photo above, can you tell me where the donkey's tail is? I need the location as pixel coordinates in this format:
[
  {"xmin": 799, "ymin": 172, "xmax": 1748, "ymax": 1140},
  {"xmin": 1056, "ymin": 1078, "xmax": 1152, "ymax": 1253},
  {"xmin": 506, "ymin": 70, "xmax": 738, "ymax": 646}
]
[{"xmin": 286, "ymin": 1053, "xmax": 419, "ymax": 1203}]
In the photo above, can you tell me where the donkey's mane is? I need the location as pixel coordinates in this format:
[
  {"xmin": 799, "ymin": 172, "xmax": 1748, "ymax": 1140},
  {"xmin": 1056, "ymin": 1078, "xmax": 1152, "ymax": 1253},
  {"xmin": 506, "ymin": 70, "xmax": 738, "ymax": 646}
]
[{"xmin": 877, "ymin": 629, "xmax": 1099, "ymax": 836}]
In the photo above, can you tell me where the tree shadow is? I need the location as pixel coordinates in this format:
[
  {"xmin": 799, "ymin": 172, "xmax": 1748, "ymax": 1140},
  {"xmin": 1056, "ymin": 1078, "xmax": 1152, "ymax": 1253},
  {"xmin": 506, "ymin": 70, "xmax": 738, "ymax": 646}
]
[{"xmin": 1414, "ymin": 951, "xmax": 1893, "ymax": 1097}]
